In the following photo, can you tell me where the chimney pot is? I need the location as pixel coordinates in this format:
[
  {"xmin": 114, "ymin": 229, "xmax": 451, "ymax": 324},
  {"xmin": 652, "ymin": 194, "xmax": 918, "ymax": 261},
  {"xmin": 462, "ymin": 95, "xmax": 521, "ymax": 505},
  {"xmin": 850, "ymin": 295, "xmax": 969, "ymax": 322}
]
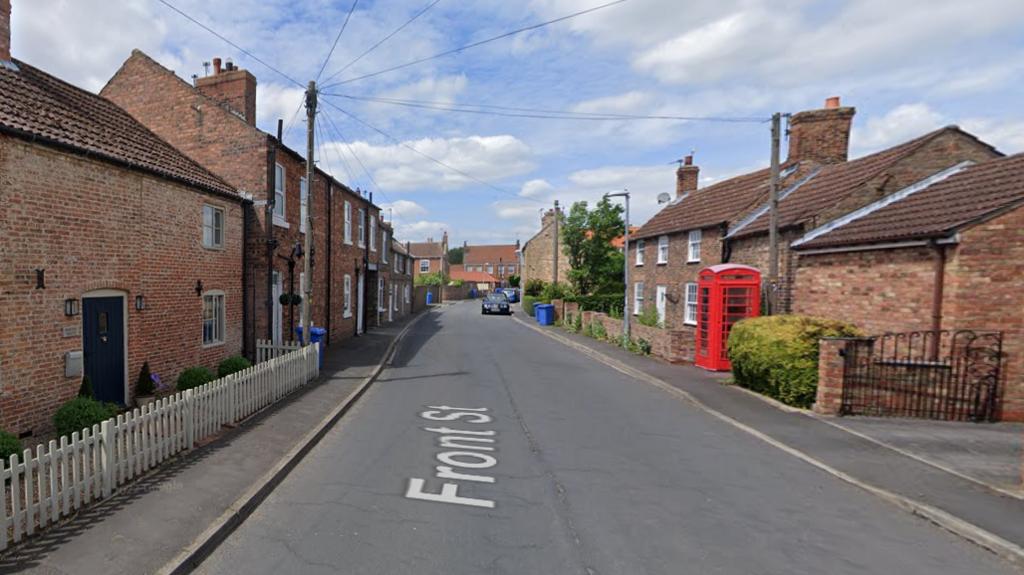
[
  {"xmin": 825, "ymin": 96, "xmax": 840, "ymax": 109},
  {"xmin": 213, "ymin": 57, "xmax": 222, "ymax": 75},
  {"xmin": 226, "ymin": 57, "xmax": 234, "ymax": 71},
  {"xmin": 684, "ymin": 155, "xmax": 693, "ymax": 166},
  {"xmin": 676, "ymin": 158, "xmax": 699, "ymax": 199},
  {"xmin": 428, "ymin": 238, "xmax": 433, "ymax": 243}
]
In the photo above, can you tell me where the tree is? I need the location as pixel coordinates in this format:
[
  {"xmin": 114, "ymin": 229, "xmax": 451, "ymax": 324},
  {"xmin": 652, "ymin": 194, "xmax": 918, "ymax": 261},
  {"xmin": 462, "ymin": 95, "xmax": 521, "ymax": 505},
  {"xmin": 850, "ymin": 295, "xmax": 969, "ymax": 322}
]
[
  {"xmin": 415, "ymin": 272, "xmax": 447, "ymax": 286},
  {"xmin": 561, "ymin": 197, "xmax": 625, "ymax": 295},
  {"xmin": 448, "ymin": 247, "xmax": 464, "ymax": 265}
]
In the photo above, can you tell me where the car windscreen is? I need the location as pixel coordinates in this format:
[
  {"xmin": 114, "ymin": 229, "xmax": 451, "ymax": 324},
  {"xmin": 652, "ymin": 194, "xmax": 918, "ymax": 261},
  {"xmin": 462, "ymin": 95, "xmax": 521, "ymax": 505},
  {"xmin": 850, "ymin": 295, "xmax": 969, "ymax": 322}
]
[{"xmin": 485, "ymin": 294, "xmax": 506, "ymax": 302}]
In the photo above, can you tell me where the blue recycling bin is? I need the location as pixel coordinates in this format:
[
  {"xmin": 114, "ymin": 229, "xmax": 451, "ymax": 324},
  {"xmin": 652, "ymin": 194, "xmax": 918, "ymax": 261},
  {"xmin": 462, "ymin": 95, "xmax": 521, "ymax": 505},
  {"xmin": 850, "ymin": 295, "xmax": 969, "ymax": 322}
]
[
  {"xmin": 295, "ymin": 326, "xmax": 327, "ymax": 369},
  {"xmin": 426, "ymin": 291, "xmax": 434, "ymax": 305},
  {"xmin": 469, "ymin": 289, "xmax": 477, "ymax": 299},
  {"xmin": 534, "ymin": 301, "xmax": 543, "ymax": 320},
  {"xmin": 536, "ymin": 304, "xmax": 555, "ymax": 326}
]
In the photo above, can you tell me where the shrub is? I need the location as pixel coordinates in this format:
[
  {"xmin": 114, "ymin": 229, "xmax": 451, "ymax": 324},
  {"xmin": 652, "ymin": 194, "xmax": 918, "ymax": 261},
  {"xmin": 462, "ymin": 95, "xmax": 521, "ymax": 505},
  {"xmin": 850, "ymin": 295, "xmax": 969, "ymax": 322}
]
[
  {"xmin": 0, "ymin": 430, "xmax": 22, "ymax": 469},
  {"xmin": 583, "ymin": 319, "xmax": 595, "ymax": 338},
  {"xmin": 218, "ymin": 355, "xmax": 253, "ymax": 378},
  {"xmin": 636, "ymin": 338, "xmax": 652, "ymax": 356},
  {"xmin": 524, "ymin": 278, "xmax": 546, "ymax": 297},
  {"xmin": 540, "ymin": 282, "xmax": 569, "ymax": 303},
  {"xmin": 637, "ymin": 306, "xmax": 661, "ymax": 328},
  {"xmin": 53, "ymin": 398, "xmax": 119, "ymax": 438},
  {"xmin": 728, "ymin": 315, "xmax": 863, "ymax": 408},
  {"xmin": 508, "ymin": 275, "xmax": 521, "ymax": 288},
  {"xmin": 522, "ymin": 295, "xmax": 539, "ymax": 317},
  {"xmin": 177, "ymin": 367, "xmax": 216, "ymax": 391},
  {"xmin": 564, "ymin": 294, "xmax": 623, "ymax": 316},
  {"xmin": 573, "ymin": 310, "xmax": 582, "ymax": 333},
  {"xmin": 136, "ymin": 361, "xmax": 155, "ymax": 396},
  {"xmin": 78, "ymin": 375, "xmax": 94, "ymax": 399},
  {"xmin": 593, "ymin": 321, "xmax": 607, "ymax": 341}
]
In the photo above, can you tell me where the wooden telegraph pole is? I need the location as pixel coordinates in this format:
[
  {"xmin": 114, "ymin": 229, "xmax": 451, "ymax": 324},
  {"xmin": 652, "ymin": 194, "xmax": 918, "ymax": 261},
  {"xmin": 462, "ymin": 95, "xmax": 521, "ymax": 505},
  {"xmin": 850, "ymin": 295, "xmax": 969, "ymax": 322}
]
[
  {"xmin": 767, "ymin": 112, "xmax": 781, "ymax": 315},
  {"xmin": 301, "ymin": 81, "xmax": 316, "ymax": 344}
]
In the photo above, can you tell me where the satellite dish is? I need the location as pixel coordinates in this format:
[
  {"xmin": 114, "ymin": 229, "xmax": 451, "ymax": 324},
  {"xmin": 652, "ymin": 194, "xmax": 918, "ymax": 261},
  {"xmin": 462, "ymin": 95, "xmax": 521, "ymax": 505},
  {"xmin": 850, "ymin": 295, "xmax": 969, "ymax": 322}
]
[{"xmin": 657, "ymin": 193, "xmax": 672, "ymax": 204}]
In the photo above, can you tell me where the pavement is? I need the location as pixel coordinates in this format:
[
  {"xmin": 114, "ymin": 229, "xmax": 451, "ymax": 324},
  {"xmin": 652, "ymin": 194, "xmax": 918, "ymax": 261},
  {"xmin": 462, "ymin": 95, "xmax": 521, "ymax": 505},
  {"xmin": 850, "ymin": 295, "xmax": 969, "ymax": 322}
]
[
  {"xmin": 516, "ymin": 307, "xmax": 1024, "ymax": 565},
  {"xmin": 0, "ymin": 308, "xmax": 433, "ymax": 575},
  {"xmin": 1, "ymin": 299, "xmax": 1022, "ymax": 573}
]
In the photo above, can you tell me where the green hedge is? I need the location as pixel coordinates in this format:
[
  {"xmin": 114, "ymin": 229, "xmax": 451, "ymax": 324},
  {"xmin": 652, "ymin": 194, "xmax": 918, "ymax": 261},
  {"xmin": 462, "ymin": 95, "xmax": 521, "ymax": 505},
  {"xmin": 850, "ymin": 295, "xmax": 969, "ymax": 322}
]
[
  {"xmin": 564, "ymin": 294, "xmax": 623, "ymax": 316},
  {"xmin": 522, "ymin": 295, "xmax": 539, "ymax": 316},
  {"xmin": 728, "ymin": 315, "xmax": 862, "ymax": 408},
  {"xmin": 53, "ymin": 398, "xmax": 119, "ymax": 438},
  {"xmin": 0, "ymin": 430, "xmax": 22, "ymax": 469},
  {"xmin": 177, "ymin": 367, "xmax": 216, "ymax": 391}
]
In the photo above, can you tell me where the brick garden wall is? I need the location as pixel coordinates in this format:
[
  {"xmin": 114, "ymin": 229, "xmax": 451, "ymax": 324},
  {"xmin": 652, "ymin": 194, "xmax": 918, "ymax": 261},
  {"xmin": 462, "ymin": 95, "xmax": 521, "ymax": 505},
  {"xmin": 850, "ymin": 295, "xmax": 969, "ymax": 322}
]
[
  {"xmin": 576, "ymin": 311, "xmax": 692, "ymax": 364},
  {"xmin": 0, "ymin": 138, "xmax": 244, "ymax": 435}
]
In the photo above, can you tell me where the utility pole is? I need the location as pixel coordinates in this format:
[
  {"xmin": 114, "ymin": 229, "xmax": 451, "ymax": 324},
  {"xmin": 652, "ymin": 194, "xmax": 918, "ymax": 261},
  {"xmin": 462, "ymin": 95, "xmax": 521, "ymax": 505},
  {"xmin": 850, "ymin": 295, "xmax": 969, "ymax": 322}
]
[
  {"xmin": 301, "ymin": 81, "xmax": 316, "ymax": 345},
  {"xmin": 767, "ymin": 112, "xmax": 782, "ymax": 315},
  {"xmin": 552, "ymin": 200, "xmax": 560, "ymax": 284}
]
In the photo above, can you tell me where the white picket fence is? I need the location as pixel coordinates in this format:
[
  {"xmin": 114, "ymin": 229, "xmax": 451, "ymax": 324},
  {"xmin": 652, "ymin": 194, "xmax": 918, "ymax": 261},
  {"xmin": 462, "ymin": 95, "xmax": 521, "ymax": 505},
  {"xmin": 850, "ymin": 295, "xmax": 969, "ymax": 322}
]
[
  {"xmin": 0, "ymin": 343, "xmax": 320, "ymax": 551},
  {"xmin": 256, "ymin": 339, "xmax": 302, "ymax": 363}
]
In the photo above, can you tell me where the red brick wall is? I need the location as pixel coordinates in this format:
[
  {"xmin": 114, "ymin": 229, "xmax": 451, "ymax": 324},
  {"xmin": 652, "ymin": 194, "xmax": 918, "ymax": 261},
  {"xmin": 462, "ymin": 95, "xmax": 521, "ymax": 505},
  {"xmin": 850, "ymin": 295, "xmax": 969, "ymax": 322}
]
[
  {"xmin": 630, "ymin": 227, "xmax": 723, "ymax": 330},
  {"xmin": 580, "ymin": 311, "xmax": 693, "ymax": 364},
  {"xmin": 195, "ymin": 67, "xmax": 257, "ymax": 127},
  {"xmin": 0, "ymin": 0, "xmax": 10, "ymax": 62},
  {"xmin": 0, "ymin": 138, "xmax": 244, "ymax": 435}
]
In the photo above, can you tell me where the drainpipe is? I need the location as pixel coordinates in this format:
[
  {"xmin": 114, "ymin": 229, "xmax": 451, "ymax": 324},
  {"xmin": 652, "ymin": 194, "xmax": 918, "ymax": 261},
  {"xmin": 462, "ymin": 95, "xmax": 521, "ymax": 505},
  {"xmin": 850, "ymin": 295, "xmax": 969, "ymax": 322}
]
[
  {"xmin": 242, "ymin": 201, "xmax": 251, "ymax": 359},
  {"xmin": 266, "ymin": 127, "xmax": 280, "ymax": 342},
  {"xmin": 326, "ymin": 180, "xmax": 332, "ymax": 347},
  {"xmin": 719, "ymin": 221, "xmax": 730, "ymax": 263},
  {"xmin": 930, "ymin": 239, "xmax": 946, "ymax": 361}
]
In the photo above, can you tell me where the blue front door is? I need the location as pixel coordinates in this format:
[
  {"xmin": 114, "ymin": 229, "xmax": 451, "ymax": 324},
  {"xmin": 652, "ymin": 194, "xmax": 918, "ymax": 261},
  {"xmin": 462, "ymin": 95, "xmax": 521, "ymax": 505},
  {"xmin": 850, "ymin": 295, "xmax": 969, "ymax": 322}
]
[{"xmin": 83, "ymin": 297, "xmax": 126, "ymax": 405}]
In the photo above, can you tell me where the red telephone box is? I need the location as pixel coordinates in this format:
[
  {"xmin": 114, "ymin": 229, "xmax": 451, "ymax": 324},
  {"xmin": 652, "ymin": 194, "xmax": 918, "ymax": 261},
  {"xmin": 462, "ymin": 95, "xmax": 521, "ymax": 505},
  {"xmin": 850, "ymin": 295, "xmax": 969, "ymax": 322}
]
[{"xmin": 695, "ymin": 264, "xmax": 761, "ymax": 371}]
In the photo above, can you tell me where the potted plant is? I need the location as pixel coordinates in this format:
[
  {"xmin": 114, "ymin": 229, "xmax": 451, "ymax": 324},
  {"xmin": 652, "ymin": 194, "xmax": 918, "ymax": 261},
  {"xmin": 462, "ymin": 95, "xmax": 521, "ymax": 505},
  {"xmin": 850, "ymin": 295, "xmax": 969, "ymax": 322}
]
[{"xmin": 135, "ymin": 361, "xmax": 157, "ymax": 409}]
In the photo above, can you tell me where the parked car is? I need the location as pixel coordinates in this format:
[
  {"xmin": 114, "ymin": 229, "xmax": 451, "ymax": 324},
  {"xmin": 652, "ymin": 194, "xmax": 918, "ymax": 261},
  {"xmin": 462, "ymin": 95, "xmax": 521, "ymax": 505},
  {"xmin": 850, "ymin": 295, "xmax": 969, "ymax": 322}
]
[
  {"xmin": 504, "ymin": 288, "xmax": 519, "ymax": 303},
  {"xmin": 481, "ymin": 292, "xmax": 511, "ymax": 315}
]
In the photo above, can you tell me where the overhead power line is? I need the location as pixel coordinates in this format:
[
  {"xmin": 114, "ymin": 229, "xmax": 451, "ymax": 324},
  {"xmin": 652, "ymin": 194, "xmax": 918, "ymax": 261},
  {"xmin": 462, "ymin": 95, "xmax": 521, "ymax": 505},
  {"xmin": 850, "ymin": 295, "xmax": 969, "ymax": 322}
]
[
  {"xmin": 321, "ymin": 0, "xmax": 444, "ymax": 86},
  {"xmin": 322, "ymin": 93, "xmax": 770, "ymax": 123},
  {"xmin": 316, "ymin": 0, "xmax": 361, "ymax": 82},
  {"xmin": 319, "ymin": 107, "xmax": 411, "ymax": 227},
  {"xmin": 321, "ymin": 0, "xmax": 631, "ymax": 89},
  {"xmin": 321, "ymin": 100, "xmax": 546, "ymax": 204},
  {"xmin": 156, "ymin": 0, "xmax": 304, "ymax": 88}
]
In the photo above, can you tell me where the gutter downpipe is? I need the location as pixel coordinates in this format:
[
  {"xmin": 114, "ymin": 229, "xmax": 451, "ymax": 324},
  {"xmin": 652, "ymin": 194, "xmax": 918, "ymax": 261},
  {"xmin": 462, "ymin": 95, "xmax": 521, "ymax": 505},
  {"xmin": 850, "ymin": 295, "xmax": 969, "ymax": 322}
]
[
  {"xmin": 326, "ymin": 179, "xmax": 332, "ymax": 347},
  {"xmin": 930, "ymin": 239, "xmax": 946, "ymax": 362}
]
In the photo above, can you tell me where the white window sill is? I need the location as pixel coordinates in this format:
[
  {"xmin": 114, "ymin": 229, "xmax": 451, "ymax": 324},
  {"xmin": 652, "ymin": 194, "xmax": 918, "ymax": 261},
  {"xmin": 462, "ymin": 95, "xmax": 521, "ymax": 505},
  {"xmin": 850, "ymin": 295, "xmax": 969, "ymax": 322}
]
[
  {"xmin": 343, "ymin": 312, "xmax": 353, "ymax": 319},
  {"xmin": 635, "ymin": 263, "xmax": 644, "ymax": 267},
  {"xmin": 684, "ymin": 320, "xmax": 697, "ymax": 327},
  {"xmin": 359, "ymin": 243, "xmax": 366, "ymax": 249},
  {"xmin": 345, "ymin": 239, "xmax": 353, "ymax": 245},
  {"xmin": 687, "ymin": 259, "xmax": 700, "ymax": 264},
  {"xmin": 657, "ymin": 261, "xmax": 668, "ymax": 265},
  {"xmin": 273, "ymin": 217, "xmax": 290, "ymax": 229},
  {"xmin": 202, "ymin": 244, "xmax": 226, "ymax": 251},
  {"xmin": 203, "ymin": 341, "xmax": 225, "ymax": 349}
]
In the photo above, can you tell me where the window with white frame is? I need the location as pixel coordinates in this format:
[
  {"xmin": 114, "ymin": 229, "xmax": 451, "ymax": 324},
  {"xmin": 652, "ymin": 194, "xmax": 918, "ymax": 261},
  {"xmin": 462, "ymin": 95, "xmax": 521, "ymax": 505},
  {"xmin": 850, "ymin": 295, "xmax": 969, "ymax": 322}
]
[
  {"xmin": 203, "ymin": 204, "xmax": 224, "ymax": 249},
  {"xmin": 381, "ymin": 231, "xmax": 387, "ymax": 262},
  {"xmin": 657, "ymin": 235, "xmax": 669, "ymax": 264},
  {"xmin": 405, "ymin": 285, "xmax": 410, "ymax": 304},
  {"xmin": 378, "ymin": 278, "xmax": 385, "ymax": 311},
  {"xmin": 688, "ymin": 229, "xmax": 702, "ymax": 263},
  {"xmin": 273, "ymin": 163, "xmax": 286, "ymax": 224},
  {"xmin": 299, "ymin": 178, "xmax": 308, "ymax": 233},
  {"xmin": 685, "ymin": 282, "xmax": 698, "ymax": 325},
  {"xmin": 636, "ymin": 239, "xmax": 645, "ymax": 266},
  {"xmin": 370, "ymin": 216, "xmax": 377, "ymax": 252},
  {"xmin": 391, "ymin": 284, "xmax": 397, "ymax": 310},
  {"xmin": 634, "ymin": 282, "xmax": 644, "ymax": 315},
  {"xmin": 343, "ymin": 275, "xmax": 352, "ymax": 317},
  {"xmin": 202, "ymin": 291, "xmax": 225, "ymax": 346},
  {"xmin": 486, "ymin": 265, "xmax": 494, "ymax": 275},
  {"xmin": 358, "ymin": 209, "xmax": 366, "ymax": 247},
  {"xmin": 507, "ymin": 265, "xmax": 514, "ymax": 275},
  {"xmin": 344, "ymin": 202, "xmax": 352, "ymax": 244},
  {"xmin": 420, "ymin": 259, "xmax": 430, "ymax": 273}
]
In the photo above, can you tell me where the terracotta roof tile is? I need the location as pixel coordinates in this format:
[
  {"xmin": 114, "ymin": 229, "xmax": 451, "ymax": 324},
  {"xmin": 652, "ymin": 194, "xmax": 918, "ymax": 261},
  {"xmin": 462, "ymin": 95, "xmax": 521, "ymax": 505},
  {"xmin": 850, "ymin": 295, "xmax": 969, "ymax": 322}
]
[
  {"xmin": 0, "ymin": 59, "xmax": 237, "ymax": 198},
  {"xmin": 733, "ymin": 127, "xmax": 979, "ymax": 238},
  {"xmin": 464, "ymin": 245, "xmax": 517, "ymax": 265},
  {"xmin": 633, "ymin": 162, "xmax": 803, "ymax": 240},
  {"xmin": 795, "ymin": 152, "xmax": 1024, "ymax": 249},
  {"xmin": 409, "ymin": 242, "xmax": 444, "ymax": 257}
]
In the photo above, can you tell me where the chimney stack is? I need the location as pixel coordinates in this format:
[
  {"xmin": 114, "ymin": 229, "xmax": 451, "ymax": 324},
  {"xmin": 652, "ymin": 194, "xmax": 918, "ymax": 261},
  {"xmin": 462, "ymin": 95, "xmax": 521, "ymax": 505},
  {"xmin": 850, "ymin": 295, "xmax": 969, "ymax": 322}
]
[
  {"xmin": 675, "ymin": 155, "xmax": 699, "ymax": 199},
  {"xmin": 427, "ymin": 237, "xmax": 434, "ymax": 243},
  {"xmin": 1, "ymin": 0, "xmax": 12, "ymax": 63},
  {"xmin": 196, "ymin": 55, "xmax": 258, "ymax": 126},
  {"xmin": 787, "ymin": 96, "xmax": 856, "ymax": 165}
]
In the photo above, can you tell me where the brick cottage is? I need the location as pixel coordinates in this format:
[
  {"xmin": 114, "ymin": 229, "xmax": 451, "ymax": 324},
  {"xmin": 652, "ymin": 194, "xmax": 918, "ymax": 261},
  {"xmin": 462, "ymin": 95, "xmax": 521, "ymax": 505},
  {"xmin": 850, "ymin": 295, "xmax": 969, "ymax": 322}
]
[
  {"xmin": 101, "ymin": 50, "xmax": 394, "ymax": 345},
  {"xmin": 627, "ymin": 97, "xmax": 1000, "ymax": 364},
  {"xmin": 0, "ymin": 0, "xmax": 245, "ymax": 435}
]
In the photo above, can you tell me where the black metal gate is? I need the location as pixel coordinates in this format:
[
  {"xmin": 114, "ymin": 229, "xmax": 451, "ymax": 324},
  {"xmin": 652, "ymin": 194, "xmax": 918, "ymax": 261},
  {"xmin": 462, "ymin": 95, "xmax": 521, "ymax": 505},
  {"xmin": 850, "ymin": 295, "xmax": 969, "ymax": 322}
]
[{"xmin": 841, "ymin": 330, "xmax": 1003, "ymax": 422}]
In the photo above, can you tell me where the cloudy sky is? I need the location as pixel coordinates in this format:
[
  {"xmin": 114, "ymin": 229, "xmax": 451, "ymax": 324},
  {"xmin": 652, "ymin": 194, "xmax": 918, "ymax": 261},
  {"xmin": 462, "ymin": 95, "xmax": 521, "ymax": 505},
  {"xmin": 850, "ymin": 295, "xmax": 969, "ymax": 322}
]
[{"xmin": 11, "ymin": 0, "xmax": 1024, "ymax": 245}]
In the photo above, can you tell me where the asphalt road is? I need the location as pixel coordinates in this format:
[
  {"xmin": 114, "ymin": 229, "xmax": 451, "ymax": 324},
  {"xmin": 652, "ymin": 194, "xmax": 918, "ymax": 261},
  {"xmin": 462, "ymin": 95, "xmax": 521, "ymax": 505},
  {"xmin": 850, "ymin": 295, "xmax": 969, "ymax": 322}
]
[{"xmin": 195, "ymin": 302, "xmax": 1019, "ymax": 575}]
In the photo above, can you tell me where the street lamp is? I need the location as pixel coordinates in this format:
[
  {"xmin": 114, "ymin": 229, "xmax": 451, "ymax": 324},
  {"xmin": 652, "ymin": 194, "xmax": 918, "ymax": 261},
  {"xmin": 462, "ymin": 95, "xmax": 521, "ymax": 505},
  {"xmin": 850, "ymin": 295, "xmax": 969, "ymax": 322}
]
[{"xmin": 604, "ymin": 190, "xmax": 630, "ymax": 340}]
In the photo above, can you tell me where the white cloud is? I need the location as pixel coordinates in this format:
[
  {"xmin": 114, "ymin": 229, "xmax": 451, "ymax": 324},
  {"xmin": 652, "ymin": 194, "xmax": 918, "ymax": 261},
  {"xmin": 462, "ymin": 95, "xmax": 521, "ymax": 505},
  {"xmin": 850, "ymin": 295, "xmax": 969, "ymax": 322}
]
[
  {"xmin": 960, "ymin": 118, "xmax": 1024, "ymax": 155},
  {"xmin": 380, "ymin": 199, "xmax": 429, "ymax": 220},
  {"xmin": 520, "ymin": 179, "xmax": 555, "ymax": 198},
  {"xmin": 395, "ymin": 220, "xmax": 450, "ymax": 242},
  {"xmin": 257, "ymin": 84, "xmax": 307, "ymax": 139},
  {"xmin": 324, "ymin": 135, "xmax": 537, "ymax": 192},
  {"xmin": 851, "ymin": 104, "xmax": 945, "ymax": 152}
]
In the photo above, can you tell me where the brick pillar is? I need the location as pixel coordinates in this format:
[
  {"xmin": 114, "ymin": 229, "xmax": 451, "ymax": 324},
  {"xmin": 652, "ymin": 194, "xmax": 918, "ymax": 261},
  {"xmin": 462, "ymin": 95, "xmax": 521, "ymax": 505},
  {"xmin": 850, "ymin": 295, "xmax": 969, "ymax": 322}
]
[
  {"xmin": 564, "ymin": 302, "xmax": 580, "ymax": 324},
  {"xmin": 551, "ymin": 299, "xmax": 564, "ymax": 322},
  {"xmin": 814, "ymin": 338, "xmax": 849, "ymax": 415}
]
